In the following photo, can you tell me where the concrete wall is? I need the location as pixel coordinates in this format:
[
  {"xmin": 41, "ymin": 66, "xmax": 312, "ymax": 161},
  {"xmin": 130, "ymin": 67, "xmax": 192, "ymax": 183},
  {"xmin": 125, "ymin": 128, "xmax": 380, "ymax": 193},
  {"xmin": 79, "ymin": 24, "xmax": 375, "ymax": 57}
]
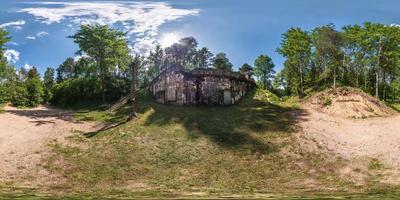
[{"xmin": 150, "ymin": 69, "xmax": 254, "ymax": 106}]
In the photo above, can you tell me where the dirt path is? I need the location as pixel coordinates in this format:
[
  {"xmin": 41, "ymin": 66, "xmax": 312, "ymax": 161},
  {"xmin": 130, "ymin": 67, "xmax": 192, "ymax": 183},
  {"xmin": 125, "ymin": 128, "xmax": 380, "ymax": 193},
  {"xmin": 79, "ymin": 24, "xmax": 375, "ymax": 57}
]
[
  {"xmin": 0, "ymin": 105, "xmax": 99, "ymax": 185},
  {"xmin": 297, "ymin": 106, "xmax": 400, "ymax": 166}
]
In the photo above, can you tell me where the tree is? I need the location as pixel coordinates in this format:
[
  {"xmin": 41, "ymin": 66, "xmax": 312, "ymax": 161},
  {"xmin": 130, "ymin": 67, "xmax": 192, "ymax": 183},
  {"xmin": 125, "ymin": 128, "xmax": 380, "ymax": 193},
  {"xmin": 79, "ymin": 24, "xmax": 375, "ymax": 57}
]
[
  {"xmin": 164, "ymin": 37, "xmax": 198, "ymax": 70},
  {"xmin": 239, "ymin": 63, "xmax": 254, "ymax": 79},
  {"xmin": 43, "ymin": 67, "xmax": 55, "ymax": 103},
  {"xmin": 311, "ymin": 24, "xmax": 343, "ymax": 89},
  {"xmin": 211, "ymin": 52, "xmax": 233, "ymax": 71},
  {"xmin": 70, "ymin": 24, "xmax": 131, "ymax": 104},
  {"xmin": 196, "ymin": 47, "xmax": 213, "ymax": 68},
  {"xmin": 129, "ymin": 55, "xmax": 142, "ymax": 120},
  {"xmin": 272, "ymin": 70, "xmax": 287, "ymax": 96},
  {"xmin": 277, "ymin": 28, "xmax": 312, "ymax": 96},
  {"xmin": 254, "ymin": 55, "xmax": 275, "ymax": 89},
  {"xmin": 146, "ymin": 45, "xmax": 164, "ymax": 80},
  {"xmin": 56, "ymin": 57, "xmax": 75, "ymax": 82},
  {"xmin": 0, "ymin": 28, "xmax": 10, "ymax": 68},
  {"xmin": 25, "ymin": 67, "xmax": 44, "ymax": 107}
]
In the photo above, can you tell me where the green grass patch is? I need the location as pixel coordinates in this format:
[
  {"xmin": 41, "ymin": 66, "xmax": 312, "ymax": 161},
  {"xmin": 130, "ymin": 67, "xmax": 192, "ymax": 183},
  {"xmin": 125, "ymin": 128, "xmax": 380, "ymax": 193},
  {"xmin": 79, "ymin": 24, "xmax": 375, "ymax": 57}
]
[
  {"xmin": 0, "ymin": 103, "xmax": 4, "ymax": 113},
  {"xmin": 41, "ymin": 88, "xmax": 360, "ymax": 196},
  {"xmin": 390, "ymin": 104, "xmax": 400, "ymax": 112}
]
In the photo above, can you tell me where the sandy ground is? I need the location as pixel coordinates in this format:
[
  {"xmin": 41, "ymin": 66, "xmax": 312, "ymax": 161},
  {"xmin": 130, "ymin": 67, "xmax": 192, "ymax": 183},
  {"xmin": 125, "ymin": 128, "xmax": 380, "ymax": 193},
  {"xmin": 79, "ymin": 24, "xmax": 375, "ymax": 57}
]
[
  {"xmin": 0, "ymin": 105, "xmax": 99, "ymax": 185},
  {"xmin": 297, "ymin": 106, "xmax": 400, "ymax": 166}
]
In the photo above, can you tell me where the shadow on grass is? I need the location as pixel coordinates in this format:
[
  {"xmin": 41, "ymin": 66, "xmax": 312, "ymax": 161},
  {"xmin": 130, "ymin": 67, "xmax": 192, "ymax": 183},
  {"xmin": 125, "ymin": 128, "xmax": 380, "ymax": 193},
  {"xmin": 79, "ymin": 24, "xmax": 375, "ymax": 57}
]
[
  {"xmin": 3, "ymin": 105, "xmax": 84, "ymax": 126},
  {"xmin": 137, "ymin": 89, "xmax": 309, "ymax": 154}
]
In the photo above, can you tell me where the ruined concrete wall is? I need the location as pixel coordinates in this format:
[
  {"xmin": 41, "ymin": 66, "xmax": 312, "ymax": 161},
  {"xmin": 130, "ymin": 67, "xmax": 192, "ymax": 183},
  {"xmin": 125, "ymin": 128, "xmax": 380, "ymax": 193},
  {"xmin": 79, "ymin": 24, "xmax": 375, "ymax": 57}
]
[{"xmin": 150, "ymin": 69, "xmax": 254, "ymax": 106}]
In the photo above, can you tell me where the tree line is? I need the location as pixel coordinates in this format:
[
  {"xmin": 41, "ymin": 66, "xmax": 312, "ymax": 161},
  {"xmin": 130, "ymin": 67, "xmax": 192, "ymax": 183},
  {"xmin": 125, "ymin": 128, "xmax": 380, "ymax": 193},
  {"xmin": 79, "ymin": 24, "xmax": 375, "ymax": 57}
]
[
  {"xmin": 1, "ymin": 22, "xmax": 399, "ymax": 108},
  {"xmin": 0, "ymin": 24, "xmax": 276, "ymax": 108},
  {"xmin": 276, "ymin": 23, "xmax": 400, "ymax": 102}
]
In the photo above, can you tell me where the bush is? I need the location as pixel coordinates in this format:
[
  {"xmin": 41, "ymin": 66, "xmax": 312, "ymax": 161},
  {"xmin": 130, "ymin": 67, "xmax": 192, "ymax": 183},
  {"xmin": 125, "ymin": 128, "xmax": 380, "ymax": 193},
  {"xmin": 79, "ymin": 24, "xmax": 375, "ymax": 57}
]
[
  {"xmin": 0, "ymin": 84, "xmax": 13, "ymax": 104},
  {"xmin": 26, "ymin": 78, "xmax": 44, "ymax": 107},
  {"xmin": 11, "ymin": 85, "xmax": 29, "ymax": 107},
  {"xmin": 51, "ymin": 77, "xmax": 102, "ymax": 107}
]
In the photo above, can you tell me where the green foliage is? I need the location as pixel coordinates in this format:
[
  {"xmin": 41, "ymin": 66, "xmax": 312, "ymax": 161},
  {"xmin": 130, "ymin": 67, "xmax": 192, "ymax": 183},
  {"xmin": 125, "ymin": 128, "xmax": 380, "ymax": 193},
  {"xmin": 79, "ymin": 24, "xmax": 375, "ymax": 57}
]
[
  {"xmin": 11, "ymin": 84, "xmax": 29, "ymax": 107},
  {"xmin": 43, "ymin": 67, "xmax": 55, "ymax": 103},
  {"xmin": 277, "ymin": 23, "xmax": 400, "ymax": 102},
  {"xmin": 277, "ymin": 27, "xmax": 312, "ymax": 96},
  {"xmin": 51, "ymin": 77, "xmax": 101, "ymax": 107},
  {"xmin": 0, "ymin": 28, "xmax": 10, "ymax": 67},
  {"xmin": 368, "ymin": 158, "xmax": 384, "ymax": 170},
  {"xmin": 25, "ymin": 77, "xmax": 44, "ymax": 107},
  {"xmin": 319, "ymin": 96, "xmax": 332, "ymax": 107},
  {"xmin": 70, "ymin": 24, "xmax": 131, "ymax": 103},
  {"xmin": 239, "ymin": 63, "xmax": 254, "ymax": 78},
  {"xmin": 254, "ymin": 54, "xmax": 275, "ymax": 89},
  {"xmin": 211, "ymin": 52, "xmax": 233, "ymax": 71}
]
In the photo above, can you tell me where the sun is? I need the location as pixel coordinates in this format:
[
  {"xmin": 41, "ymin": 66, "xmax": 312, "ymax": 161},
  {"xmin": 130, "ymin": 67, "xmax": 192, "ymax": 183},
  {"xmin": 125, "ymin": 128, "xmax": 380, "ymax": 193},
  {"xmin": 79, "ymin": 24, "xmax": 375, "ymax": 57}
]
[{"xmin": 159, "ymin": 32, "xmax": 180, "ymax": 48}]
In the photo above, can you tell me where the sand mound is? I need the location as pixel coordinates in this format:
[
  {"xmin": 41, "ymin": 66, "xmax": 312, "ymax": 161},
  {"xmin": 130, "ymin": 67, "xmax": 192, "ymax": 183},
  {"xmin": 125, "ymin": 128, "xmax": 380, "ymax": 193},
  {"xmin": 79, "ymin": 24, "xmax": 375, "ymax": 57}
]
[{"xmin": 306, "ymin": 87, "xmax": 395, "ymax": 119}]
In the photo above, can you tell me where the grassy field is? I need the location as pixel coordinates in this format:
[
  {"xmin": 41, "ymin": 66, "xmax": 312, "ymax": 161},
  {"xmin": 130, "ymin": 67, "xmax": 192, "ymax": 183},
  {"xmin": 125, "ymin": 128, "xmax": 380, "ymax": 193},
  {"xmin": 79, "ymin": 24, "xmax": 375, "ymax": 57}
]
[{"xmin": 25, "ymin": 89, "xmax": 395, "ymax": 198}]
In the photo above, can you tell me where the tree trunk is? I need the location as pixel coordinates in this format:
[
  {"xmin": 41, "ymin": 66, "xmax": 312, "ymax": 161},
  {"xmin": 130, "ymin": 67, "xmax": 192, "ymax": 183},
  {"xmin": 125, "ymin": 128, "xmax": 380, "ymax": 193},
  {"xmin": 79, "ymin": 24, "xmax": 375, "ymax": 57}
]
[
  {"xmin": 299, "ymin": 63, "xmax": 304, "ymax": 96},
  {"xmin": 383, "ymin": 72, "xmax": 386, "ymax": 101},
  {"xmin": 101, "ymin": 68, "xmax": 106, "ymax": 104},
  {"xmin": 333, "ymin": 66, "xmax": 336, "ymax": 90},
  {"xmin": 375, "ymin": 45, "xmax": 382, "ymax": 99},
  {"xmin": 128, "ymin": 61, "xmax": 136, "ymax": 120}
]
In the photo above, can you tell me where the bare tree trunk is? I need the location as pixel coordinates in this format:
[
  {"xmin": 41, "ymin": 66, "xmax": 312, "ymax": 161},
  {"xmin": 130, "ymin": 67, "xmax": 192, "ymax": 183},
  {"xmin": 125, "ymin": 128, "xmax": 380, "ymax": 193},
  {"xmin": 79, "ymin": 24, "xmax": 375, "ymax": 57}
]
[
  {"xmin": 299, "ymin": 63, "xmax": 304, "ymax": 96},
  {"xmin": 383, "ymin": 71, "xmax": 386, "ymax": 101},
  {"xmin": 333, "ymin": 66, "xmax": 336, "ymax": 90},
  {"xmin": 101, "ymin": 68, "xmax": 106, "ymax": 104},
  {"xmin": 375, "ymin": 45, "xmax": 382, "ymax": 99},
  {"xmin": 128, "ymin": 61, "xmax": 136, "ymax": 120}
]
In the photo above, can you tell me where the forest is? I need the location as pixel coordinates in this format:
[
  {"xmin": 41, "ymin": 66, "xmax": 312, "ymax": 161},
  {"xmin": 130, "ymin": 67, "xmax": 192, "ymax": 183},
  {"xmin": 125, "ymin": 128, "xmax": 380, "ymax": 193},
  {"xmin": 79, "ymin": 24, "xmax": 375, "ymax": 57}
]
[{"xmin": 1, "ymin": 22, "xmax": 400, "ymax": 108}]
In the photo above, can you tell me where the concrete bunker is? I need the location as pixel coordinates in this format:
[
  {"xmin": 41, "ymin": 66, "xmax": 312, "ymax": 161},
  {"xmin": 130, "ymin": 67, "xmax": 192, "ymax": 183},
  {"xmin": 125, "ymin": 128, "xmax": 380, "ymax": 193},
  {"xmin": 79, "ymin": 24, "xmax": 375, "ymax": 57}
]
[{"xmin": 149, "ymin": 67, "xmax": 255, "ymax": 106}]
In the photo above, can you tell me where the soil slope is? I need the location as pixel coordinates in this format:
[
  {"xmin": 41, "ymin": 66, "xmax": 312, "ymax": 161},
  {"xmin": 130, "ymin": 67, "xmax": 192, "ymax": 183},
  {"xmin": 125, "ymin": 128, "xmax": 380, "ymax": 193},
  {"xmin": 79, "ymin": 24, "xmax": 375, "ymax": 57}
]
[{"xmin": 306, "ymin": 87, "xmax": 394, "ymax": 119}]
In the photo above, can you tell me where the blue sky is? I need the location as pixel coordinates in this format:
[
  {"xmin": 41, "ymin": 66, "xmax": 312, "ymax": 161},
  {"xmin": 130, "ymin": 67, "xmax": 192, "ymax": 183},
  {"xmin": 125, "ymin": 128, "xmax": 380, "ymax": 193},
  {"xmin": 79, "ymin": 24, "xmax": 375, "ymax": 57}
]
[{"xmin": 1, "ymin": 0, "xmax": 400, "ymax": 74}]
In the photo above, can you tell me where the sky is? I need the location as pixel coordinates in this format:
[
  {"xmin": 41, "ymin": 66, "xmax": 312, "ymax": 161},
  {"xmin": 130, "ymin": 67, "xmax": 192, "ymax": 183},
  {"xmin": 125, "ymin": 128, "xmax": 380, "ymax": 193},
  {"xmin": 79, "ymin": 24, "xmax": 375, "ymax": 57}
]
[{"xmin": 1, "ymin": 0, "xmax": 400, "ymax": 74}]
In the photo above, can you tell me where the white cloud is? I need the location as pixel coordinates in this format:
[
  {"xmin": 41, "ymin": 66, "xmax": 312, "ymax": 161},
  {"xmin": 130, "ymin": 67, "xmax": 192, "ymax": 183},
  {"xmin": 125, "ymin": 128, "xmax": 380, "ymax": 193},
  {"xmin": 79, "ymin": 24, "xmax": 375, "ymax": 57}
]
[
  {"xmin": 23, "ymin": 63, "xmax": 34, "ymax": 70},
  {"xmin": 26, "ymin": 36, "xmax": 36, "ymax": 40},
  {"xmin": 7, "ymin": 41, "xmax": 18, "ymax": 46},
  {"xmin": 26, "ymin": 31, "xmax": 49, "ymax": 40},
  {"xmin": 36, "ymin": 31, "xmax": 48, "ymax": 37},
  {"xmin": 18, "ymin": 2, "xmax": 199, "ymax": 54},
  {"xmin": 4, "ymin": 49, "xmax": 20, "ymax": 64},
  {"xmin": 0, "ymin": 20, "xmax": 26, "ymax": 30}
]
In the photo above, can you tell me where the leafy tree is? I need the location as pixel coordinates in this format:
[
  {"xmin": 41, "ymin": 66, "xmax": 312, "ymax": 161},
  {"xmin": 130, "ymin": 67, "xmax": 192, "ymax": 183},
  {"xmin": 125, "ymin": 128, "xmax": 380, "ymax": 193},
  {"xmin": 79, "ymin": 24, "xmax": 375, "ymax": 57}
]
[
  {"xmin": 196, "ymin": 47, "xmax": 213, "ymax": 68},
  {"xmin": 254, "ymin": 55, "xmax": 275, "ymax": 89},
  {"xmin": 239, "ymin": 63, "xmax": 254, "ymax": 79},
  {"xmin": 43, "ymin": 67, "xmax": 55, "ymax": 103},
  {"xmin": 311, "ymin": 24, "xmax": 343, "ymax": 89},
  {"xmin": 0, "ymin": 28, "xmax": 10, "ymax": 68},
  {"xmin": 70, "ymin": 24, "xmax": 131, "ymax": 103},
  {"xmin": 164, "ymin": 37, "xmax": 198, "ymax": 70},
  {"xmin": 272, "ymin": 70, "xmax": 287, "ymax": 97},
  {"xmin": 146, "ymin": 45, "xmax": 164, "ymax": 80},
  {"xmin": 56, "ymin": 57, "xmax": 75, "ymax": 82},
  {"xmin": 211, "ymin": 52, "xmax": 233, "ymax": 71},
  {"xmin": 277, "ymin": 28, "xmax": 312, "ymax": 96}
]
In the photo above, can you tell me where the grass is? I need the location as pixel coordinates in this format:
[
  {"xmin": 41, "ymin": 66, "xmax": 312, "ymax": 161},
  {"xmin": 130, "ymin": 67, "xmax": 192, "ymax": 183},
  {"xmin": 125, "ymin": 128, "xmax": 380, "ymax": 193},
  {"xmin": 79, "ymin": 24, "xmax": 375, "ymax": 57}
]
[
  {"xmin": 0, "ymin": 103, "xmax": 4, "ymax": 113},
  {"xmin": 39, "ymin": 88, "xmax": 366, "ymax": 197},
  {"xmin": 1, "ymin": 88, "xmax": 398, "ymax": 198},
  {"xmin": 390, "ymin": 104, "xmax": 400, "ymax": 112}
]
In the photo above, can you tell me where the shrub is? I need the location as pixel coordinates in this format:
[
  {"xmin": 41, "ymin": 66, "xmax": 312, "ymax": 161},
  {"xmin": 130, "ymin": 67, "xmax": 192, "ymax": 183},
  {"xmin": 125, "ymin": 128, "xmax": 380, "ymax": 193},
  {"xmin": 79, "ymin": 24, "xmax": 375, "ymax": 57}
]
[
  {"xmin": 51, "ymin": 77, "xmax": 102, "ymax": 107},
  {"xmin": 26, "ymin": 78, "xmax": 44, "ymax": 107},
  {"xmin": 11, "ymin": 85, "xmax": 29, "ymax": 107}
]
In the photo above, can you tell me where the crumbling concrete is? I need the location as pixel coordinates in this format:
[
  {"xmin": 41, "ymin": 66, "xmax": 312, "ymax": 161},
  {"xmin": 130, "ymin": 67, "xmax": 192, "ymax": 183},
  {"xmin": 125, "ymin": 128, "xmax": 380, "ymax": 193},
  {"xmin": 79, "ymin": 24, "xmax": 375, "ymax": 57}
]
[{"xmin": 149, "ymin": 67, "xmax": 255, "ymax": 105}]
